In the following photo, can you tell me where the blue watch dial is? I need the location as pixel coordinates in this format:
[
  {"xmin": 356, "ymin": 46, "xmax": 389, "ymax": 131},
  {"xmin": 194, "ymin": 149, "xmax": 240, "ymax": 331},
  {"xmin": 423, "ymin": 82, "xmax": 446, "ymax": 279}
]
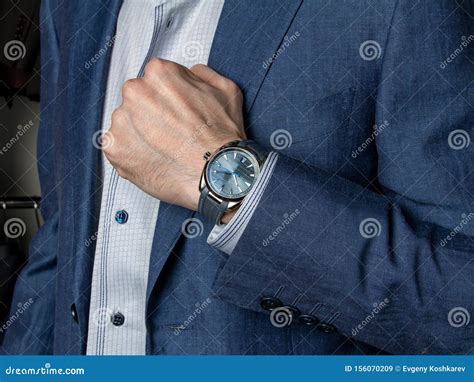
[{"xmin": 206, "ymin": 148, "xmax": 259, "ymax": 199}]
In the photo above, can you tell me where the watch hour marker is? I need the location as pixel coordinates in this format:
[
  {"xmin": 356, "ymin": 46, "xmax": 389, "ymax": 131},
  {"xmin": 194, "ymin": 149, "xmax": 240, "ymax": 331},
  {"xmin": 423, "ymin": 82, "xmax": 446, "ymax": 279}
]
[{"xmin": 208, "ymin": 149, "xmax": 258, "ymax": 198}]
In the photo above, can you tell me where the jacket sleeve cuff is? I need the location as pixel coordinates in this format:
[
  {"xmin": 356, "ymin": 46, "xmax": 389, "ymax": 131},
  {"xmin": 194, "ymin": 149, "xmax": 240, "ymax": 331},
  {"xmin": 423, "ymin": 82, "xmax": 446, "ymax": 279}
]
[{"xmin": 207, "ymin": 151, "xmax": 279, "ymax": 254}]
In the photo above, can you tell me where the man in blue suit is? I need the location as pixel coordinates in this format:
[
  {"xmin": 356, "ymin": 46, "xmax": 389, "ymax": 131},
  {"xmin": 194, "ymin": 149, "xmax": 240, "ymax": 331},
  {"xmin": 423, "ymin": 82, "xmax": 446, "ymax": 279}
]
[{"xmin": 2, "ymin": 0, "xmax": 473, "ymax": 355}]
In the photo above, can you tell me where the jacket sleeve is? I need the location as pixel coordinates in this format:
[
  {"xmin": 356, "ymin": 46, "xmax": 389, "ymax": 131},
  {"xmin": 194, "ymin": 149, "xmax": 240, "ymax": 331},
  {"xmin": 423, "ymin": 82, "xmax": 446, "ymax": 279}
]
[
  {"xmin": 212, "ymin": 0, "xmax": 474, "ymax": 354},
  {"xmin": 1, "ymin": 0, "xmax": 60, "ymax": 354}
]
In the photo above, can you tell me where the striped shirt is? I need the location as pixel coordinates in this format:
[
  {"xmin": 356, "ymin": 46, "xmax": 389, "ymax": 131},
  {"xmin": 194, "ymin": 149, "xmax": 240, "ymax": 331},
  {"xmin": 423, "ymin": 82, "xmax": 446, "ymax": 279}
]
[{"xmin": 86, "ymin": 0, "xmax": 277, "ymax": 355}]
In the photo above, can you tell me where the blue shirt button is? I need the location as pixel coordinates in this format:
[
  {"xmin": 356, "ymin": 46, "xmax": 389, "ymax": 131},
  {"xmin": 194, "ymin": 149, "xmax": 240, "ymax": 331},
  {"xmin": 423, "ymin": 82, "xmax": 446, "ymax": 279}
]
[{"xmin": 115, "ymin": 210, "xmax": 129, "ymax": 224}]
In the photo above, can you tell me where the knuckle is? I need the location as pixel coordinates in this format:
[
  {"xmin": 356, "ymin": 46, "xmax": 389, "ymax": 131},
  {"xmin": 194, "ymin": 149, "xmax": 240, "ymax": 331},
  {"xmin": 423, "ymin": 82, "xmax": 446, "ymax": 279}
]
[
  {"xmin": 111, "ymin": 108, "xmax": 127, "ymax": 126},
  {"xmin": 145, "ymin": 58, "xmax": 167, "ymax": 76},
  {"xmin": 122, "ymin": 79, "xmax": 141, "ymax": 99},
  {"xmin": 223, "ymin": 79, "xmax": 241, "ymax": 95},
  {"xmin": 190, "ymin": 63, "xmax": 205, "ymax": 73},
  {"xmin": 115, "ymin": 167, "xmax": 127, "ymax": 179}
]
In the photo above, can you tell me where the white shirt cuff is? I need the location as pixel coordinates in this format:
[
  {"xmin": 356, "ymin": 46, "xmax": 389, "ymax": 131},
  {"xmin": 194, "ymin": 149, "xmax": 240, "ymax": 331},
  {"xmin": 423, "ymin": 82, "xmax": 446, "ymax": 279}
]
[{"xmin": 207, "ymin": 151, "xmax": 279, "ymax": 254}]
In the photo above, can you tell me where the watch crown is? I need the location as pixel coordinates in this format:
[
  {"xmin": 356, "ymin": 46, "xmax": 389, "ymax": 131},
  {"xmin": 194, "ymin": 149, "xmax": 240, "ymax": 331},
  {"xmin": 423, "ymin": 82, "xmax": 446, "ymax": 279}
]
[{"xmin": 203, "ymin": 151, "xmax": 212, "ymax": 161}]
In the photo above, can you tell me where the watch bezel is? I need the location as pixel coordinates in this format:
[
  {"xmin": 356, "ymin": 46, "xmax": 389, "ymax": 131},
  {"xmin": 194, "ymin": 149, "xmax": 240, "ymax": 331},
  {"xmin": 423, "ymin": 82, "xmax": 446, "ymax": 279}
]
[{"xmin": 200, "ymin": 146, "xmax": 261, "ymax": 202}]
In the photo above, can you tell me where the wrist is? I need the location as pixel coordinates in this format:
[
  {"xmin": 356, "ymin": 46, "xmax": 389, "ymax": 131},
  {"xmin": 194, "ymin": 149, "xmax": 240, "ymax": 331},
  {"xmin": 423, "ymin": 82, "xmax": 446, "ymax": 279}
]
[{"xmin": 221, "ymin": 209, "xmax": 237, "ymax": 224}]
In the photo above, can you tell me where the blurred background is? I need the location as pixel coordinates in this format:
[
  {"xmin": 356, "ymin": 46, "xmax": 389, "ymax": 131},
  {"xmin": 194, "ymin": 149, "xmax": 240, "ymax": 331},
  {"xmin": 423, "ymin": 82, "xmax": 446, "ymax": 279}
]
[{"xmin": 0, "ymin": 0, "xmax": 41, "ymax": 343}]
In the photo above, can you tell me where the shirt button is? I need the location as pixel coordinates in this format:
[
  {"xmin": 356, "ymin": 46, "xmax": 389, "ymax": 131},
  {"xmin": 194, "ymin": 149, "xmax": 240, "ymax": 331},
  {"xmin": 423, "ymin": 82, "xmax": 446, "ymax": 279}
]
[
  {"xmin": 111, "ymin": 312, "xmax": 125, "ymax": 326},
  {"xmin": 165, "ymin": 16, "xmax": 174, "ymax": 29},
  {"xmin": 115, "ymin": 210, "xmax": 129, "ymax": 224}
]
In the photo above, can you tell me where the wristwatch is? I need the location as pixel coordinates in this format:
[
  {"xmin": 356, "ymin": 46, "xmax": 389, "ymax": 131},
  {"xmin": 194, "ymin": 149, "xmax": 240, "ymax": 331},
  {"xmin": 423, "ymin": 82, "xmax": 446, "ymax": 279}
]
[{"xmin": 198, "ymin": 140, "xmax": 268, "ymax": 224}]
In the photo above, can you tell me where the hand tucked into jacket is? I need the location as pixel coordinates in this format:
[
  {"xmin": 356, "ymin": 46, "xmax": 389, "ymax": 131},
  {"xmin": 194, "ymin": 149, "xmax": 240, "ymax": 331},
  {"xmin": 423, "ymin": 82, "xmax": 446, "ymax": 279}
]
[{"xmin": 103, "ymin": 58, "xmax": 246, "ymax": 212}]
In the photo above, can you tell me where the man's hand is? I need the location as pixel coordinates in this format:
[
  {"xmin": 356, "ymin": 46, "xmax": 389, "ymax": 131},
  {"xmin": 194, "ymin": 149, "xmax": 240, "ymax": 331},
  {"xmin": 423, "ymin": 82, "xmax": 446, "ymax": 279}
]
[{"xmin": 103, "ymin": 58, "xmax": 246, "ymax": 212}]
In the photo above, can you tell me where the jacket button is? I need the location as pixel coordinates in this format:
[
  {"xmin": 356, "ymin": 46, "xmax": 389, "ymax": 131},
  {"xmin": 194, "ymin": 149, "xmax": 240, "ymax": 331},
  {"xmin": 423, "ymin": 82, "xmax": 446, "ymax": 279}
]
[
  {"xmin": 260, "ymin": 297, "xmax": 282, "ymax": 311},
  {"xmin": 111, "ymin": 312, "xmax": 125, "ymax": 326},
  {"xmin": 70, "ymin": 304, "xmax": 79, "ymax": 323},
  {"xmin": 298, "ymin": 314, "xmax": 319, "ymax": 326},
  {"xmin": 284, "ymin": 305, "xmax": 301, "ymax": 319},
  {"xmin": 317, "ymin": 322, "xmax": 336, "ymax": 333}
]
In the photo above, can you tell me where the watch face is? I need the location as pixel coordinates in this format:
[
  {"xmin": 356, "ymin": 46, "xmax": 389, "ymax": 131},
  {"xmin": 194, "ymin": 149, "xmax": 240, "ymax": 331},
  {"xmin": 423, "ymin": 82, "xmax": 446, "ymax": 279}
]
[{"xmin": 206, "ymin": 148, "xmax": 259, "ymax": 199}]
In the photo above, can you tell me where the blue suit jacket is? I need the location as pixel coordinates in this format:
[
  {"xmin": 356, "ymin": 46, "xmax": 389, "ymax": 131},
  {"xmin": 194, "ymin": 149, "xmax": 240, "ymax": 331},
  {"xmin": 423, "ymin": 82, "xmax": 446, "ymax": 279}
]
[{"xmin": 2, "ymin": 0, "xmax": 473, "ymax": 355}]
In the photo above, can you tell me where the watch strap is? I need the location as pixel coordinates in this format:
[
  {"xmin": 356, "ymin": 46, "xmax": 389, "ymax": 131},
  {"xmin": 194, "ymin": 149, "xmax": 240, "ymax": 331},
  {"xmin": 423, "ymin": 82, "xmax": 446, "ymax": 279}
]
[
  {"xmin": 198, "ymin": 186, "xmax": 229, "ymax": 225},
  {"xmin": 236, "ymin": 140, "xmax": 268, "ymax": 164},
  {"xmin": 198, "ymin": 140, "xmax": 268, "ymax": 225}
]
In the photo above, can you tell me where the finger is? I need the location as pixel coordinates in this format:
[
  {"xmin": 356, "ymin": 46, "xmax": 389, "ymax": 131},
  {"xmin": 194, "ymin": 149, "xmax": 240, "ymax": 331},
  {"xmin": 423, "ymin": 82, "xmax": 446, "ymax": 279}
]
[{"xmin": 189, "ymin": 64, "xmax": 231, "ymax": 90}]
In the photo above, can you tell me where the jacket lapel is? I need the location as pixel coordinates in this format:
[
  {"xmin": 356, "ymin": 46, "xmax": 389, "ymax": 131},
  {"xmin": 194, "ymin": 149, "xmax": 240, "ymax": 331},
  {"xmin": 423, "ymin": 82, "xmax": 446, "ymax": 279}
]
[
  {"xmin": 66, "ymin": 0, "xmax": 123, "ymax": 350},
  {"xmin": 146, "ymin": 0, "xmax": 303, "ymax": 301}
]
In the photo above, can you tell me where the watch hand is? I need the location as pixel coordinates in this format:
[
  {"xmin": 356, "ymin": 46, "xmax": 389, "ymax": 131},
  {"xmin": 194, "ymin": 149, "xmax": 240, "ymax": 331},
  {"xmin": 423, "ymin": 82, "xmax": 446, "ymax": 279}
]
[{"xmin": 233, "ymin": 174, "xmax": 239, "ymax": 185}]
